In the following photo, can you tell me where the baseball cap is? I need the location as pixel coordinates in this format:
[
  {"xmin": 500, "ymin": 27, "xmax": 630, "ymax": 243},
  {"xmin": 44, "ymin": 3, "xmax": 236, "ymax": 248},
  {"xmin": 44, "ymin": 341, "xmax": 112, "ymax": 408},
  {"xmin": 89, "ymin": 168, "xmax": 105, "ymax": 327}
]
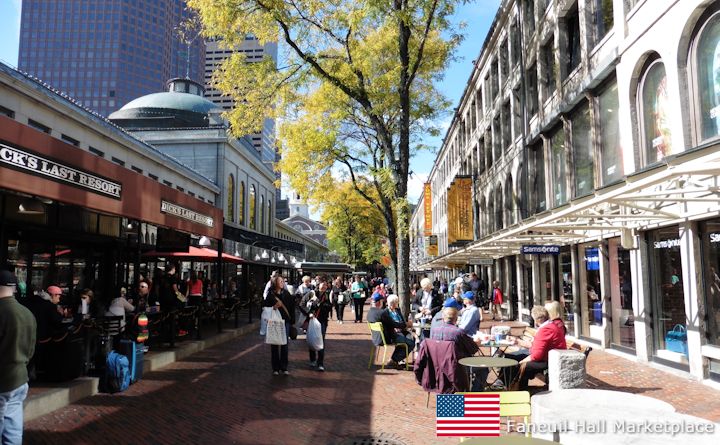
[
  {"xmin": 372, "ymin": 292, "xmax": 385, "ymax": 302},
  {"xmin": 443, "ymin": 297, "xmax": 463, "ymax": 310},
  {"xmin": 47, "ymin": 285, "xmax": 63, "ymax": 296},
  {"xmin": 462, "ymin": 291, "xmax": 475, "ymax": 300},
  {"xmin": 0, "ymin": 270, "xmax": 18, "ymax": 287}
]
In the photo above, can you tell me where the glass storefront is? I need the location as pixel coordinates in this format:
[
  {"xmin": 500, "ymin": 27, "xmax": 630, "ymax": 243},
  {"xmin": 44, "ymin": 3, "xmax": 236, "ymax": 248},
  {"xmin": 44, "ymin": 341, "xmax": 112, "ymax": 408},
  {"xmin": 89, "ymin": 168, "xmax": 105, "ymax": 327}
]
[
  {"xmin": 700, "ymin": 220, "xmax": 720, "ymax": 347},
  {"xmin": 559, "ymin": 247, "xmax": 575, "ymax": 337},
  {"xmin": 608, "ymin": 238, "xmax": 635, "ymax": 349},
  {"xmin": 648, "ymin": 227, "xmax": 687, "ymax": 357},
  {"xmin": 580, "ymin": 243, "xmax": 603, "ymax": 338}
]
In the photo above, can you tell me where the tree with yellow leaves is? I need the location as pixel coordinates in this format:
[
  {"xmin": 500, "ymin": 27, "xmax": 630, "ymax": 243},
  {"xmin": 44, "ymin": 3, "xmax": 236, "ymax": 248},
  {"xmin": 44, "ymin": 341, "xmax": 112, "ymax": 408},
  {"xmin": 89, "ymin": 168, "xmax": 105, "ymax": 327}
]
[{"xmin": 188, "ymin": 0, "xmax": 463, "ymax": 314}]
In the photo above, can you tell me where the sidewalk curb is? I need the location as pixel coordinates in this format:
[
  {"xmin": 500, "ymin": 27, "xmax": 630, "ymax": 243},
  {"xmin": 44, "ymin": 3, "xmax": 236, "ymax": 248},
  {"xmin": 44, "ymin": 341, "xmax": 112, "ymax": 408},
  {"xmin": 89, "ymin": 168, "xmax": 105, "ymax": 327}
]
[{"xmin": 24, "ymin": 321, "xmax": 260, "ymax": 422}]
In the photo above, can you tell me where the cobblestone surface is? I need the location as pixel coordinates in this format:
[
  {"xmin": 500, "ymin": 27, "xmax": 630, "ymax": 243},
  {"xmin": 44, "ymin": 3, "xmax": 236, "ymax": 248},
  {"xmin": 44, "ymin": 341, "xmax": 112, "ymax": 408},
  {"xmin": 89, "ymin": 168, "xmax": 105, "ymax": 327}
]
[{"xmin": 24, "ymin": 306, "xmax": 720, "ymax": 444}]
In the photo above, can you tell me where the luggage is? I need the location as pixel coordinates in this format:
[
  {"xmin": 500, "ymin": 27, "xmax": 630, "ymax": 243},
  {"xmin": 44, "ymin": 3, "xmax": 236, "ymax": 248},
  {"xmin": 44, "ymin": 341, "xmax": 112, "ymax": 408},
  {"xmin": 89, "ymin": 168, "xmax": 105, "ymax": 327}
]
[
  {"xmin": 102, "ymin": 350, "xmax": 130, "ymax": 393},
  {"xmin": 118, "ymin": 339, "xmax": 143, "ymax": 384},
  {"xmin": 592, "ymin": 301, "xmax": 602, "ymax": 324}
]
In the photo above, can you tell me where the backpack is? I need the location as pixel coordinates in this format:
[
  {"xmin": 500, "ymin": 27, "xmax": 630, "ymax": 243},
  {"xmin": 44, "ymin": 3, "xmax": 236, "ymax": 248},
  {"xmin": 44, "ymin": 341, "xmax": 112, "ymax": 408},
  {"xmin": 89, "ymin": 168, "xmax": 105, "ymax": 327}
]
[{"xmin": 104, "ymin": 350, "xmax": 131, "ymax": 393}]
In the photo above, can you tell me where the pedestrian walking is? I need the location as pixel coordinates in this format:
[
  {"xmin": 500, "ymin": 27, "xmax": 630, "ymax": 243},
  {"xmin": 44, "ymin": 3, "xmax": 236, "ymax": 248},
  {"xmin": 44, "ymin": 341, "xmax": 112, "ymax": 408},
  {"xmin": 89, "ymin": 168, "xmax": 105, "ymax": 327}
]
[
  {"xmin": 0, "ymin": 270, "xmax": 36, "ymax": 445},
  {"xmin": 330, "ymin": 276, "xmax": 347, "ymax": 324},
  {"xmin": 351, "ymin": 275, "xmax": 367, "ymax": 323},
  {"xmin": 263, "ymin": 275, "xmax": 295, "ymax": 376},
  {"xmin": 303, "ymin": 281, "xmax": 332, "ymax": 371},
  {"xmin": 491, "ymin": 280, "xmax": 503, "ymax": 321}
]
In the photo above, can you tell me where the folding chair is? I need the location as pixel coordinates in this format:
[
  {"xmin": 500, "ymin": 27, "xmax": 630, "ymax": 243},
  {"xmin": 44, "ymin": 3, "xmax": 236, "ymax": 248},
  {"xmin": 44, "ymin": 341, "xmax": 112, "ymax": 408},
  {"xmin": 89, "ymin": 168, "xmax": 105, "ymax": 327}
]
[{"xmin": 367, "ymin": 322, "xmax": 411, "ymax": 370}]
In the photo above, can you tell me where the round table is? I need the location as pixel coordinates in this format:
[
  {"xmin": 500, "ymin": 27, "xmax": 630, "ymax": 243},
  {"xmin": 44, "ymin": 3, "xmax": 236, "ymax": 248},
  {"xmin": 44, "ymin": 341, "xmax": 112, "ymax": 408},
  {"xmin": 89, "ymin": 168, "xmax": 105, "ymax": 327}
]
[{"xmin": 459, "ymin": 356, "xmax": 518, "ymax": 390}]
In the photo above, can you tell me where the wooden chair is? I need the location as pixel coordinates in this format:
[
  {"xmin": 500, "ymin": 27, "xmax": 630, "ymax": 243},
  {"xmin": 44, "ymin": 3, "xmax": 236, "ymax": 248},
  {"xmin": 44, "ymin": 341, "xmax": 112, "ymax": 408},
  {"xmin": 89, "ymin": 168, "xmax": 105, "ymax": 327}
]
[
  {"xmin": 458, "ymin": 391, "xmax": 532, "ymax": 439},
  {"xmin": 367, "ymin": 322, "xmax": 411, "ymax": 371}
]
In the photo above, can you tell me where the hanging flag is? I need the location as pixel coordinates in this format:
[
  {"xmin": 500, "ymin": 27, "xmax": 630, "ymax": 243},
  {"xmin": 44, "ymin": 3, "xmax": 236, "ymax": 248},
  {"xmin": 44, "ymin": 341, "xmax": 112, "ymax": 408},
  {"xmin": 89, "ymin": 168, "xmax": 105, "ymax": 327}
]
[{"xmin": 436, "ymin": 393, "xmax": 500, "ymax": 437}]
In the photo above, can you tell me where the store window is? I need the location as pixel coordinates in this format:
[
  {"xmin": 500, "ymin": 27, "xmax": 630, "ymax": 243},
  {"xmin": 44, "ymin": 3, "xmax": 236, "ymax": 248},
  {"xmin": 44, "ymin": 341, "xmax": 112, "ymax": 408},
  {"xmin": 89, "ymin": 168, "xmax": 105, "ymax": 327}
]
[
  {"xmin": 608, "ymin": 238, "xmax": 635, "ymax": 350},
  {"xmin": 226, "ymin": 174, "xmax": 235, "ymax": 223},
  {"xmin": 560, "ymin": 247, "xmax": 575, "ymax": 337},
  {"xmin": 549, "ymin": 125, "xmax": 567, "ymax": 207},
  {"xmin": 639, "ymin": 58, "xmax": 673, "ymax": 166},
  {"xmin": 700, "ymin": 220, "xmax": 720, "ymax": 347},
  {"xmin": 648, "ymin": 226, "xmax": 687, "ymax": 356},
  {"xmin": 582, "ymin": 246, "xmax": 602, "ymax": 333},
  {"xmin": 249, "ymin": 185, "xmax": 256, "ymax": 230},
  {"xmin": 693, "ymin": 10, "xmax": 720, "ymax": 141},
  {"xmin": 238, "ymin": 181, "xmax": 245, "ymax": 226},
  {"xmin": 598, "ymin": 81, "xmax": 623, "ymax": 184},
  {"xmin": 571, "ymin": 102, "xmax": 594, "ymax": 197}
]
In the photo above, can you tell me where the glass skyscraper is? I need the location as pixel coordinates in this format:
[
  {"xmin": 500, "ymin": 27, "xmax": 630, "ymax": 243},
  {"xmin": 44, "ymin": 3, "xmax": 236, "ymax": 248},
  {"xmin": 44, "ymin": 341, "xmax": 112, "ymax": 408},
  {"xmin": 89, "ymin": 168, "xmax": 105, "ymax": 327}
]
[{"xmin": 18, "ymin": 0, "xmax": 205, "ymax": 117}]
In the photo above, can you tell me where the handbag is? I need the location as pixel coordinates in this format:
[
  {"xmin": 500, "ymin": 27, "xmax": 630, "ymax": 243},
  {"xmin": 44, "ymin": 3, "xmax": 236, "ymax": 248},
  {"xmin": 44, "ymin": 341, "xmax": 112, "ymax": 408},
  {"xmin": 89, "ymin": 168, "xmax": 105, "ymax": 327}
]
[
  {"xmin": 665, "ymin": 324, "xmax": 688, "ymax": 356},
  {"xmin": 265, "ymin": 309, "xmax": 287, "ymax": 345},
  {"xmin": 260, "ymin": 307, "xmax": 273, "ymax": 336}
]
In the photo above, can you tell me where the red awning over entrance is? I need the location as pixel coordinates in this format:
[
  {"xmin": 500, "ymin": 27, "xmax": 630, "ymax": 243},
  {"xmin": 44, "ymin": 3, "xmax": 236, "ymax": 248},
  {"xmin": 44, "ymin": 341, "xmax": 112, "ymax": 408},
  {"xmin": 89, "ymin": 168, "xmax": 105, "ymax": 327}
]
[{"xmin": 143, "ymin": 246, "xmax": 244, "ymax": 264}]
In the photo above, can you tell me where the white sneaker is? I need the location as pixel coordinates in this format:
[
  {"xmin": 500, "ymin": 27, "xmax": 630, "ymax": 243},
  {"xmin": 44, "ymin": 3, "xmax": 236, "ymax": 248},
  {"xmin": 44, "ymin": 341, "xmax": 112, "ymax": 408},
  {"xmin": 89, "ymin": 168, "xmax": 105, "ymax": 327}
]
[
  {"xmin": 282, "ymin": 370, "xmax": 290, "ymax": 376},
  {"xmin": 318, "ymin": 366, "xmax": 325, "ymax": 372},
  {"xmin": 272, "ymin": 371, "xmax": 279, "ymax": 376}
]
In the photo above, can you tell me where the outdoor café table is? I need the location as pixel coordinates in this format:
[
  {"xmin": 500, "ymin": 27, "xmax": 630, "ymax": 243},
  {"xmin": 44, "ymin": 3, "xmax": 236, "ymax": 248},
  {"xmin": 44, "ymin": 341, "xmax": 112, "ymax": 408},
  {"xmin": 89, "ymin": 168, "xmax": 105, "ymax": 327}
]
[
  {"xmin": 476, "ymin": 339, "xmax": 515, "ymax": 357},
  {"xmin": 459, "ymin": 356, "xmax": 518, "ymax": 390},
  {"xmin": 413, "ymin": 321, "xmax": 432, "ymax": 340},
  {"xmin": 459, "ymin": 437, "xmax": 560, "ymax": 444}
]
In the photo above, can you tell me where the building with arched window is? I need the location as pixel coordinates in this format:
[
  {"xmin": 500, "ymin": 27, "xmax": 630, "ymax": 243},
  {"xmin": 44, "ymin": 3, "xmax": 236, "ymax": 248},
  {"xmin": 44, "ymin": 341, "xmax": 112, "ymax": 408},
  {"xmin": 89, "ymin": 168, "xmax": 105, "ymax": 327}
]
[{"xmin": 412, "ymin": 0, "xmax": 720, "ymax": 384}]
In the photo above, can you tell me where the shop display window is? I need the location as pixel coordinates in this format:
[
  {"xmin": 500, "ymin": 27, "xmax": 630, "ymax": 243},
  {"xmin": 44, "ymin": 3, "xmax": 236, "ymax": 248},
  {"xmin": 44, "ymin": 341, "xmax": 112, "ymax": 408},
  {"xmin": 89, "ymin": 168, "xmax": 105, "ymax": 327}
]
[
  {"xmin": 639, "ymin": 59, "xmax": 672, "ymax": 165},
  {"xmin": 700, "ymin": 220, "xmax": 720, "ymax": 347},
  {"xmin": 598, "ymin": 81, "xmax": 623, "ymax": 184},
  {"xmin": 560, "ymin": 248, "xmax": 575, "ymax": 337},
  {"xmin": 583, "ymin": 247, "xmax": 602, "ymax": 329},
  {"xmin": 648, "ymin": 227, "xmax": 687, "ymax": 355},
  {"xmin": 695, "ymin": 11, "xmax": 720, "ymax": 141}
]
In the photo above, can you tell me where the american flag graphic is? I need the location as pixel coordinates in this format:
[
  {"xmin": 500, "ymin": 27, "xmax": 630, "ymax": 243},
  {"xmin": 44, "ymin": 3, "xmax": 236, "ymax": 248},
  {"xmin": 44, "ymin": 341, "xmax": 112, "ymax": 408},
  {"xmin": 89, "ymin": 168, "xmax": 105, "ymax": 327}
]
[{"xmin": 436, "ymin": 393, "xmax": 500, "ymax": 437}]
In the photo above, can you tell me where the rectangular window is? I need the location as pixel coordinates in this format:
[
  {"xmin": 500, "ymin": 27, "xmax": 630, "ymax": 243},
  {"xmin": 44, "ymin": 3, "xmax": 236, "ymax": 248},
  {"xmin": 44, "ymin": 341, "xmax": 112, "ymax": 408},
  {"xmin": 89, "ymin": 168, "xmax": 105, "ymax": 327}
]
[
  {"xmin": 594, "ymin": 0, "xmax": 614, "ymax": 43},
  {"xmin": 701, "ymin": 219, "xmax": 720, "ymax": 348},
  {"xmin": 526, "ymin": 64, "xmax": 539, "ymax": 117},
  {"xmin": 0, "ymin": 105, "xmax": 15, "ymax": 118},
  {"xmin": 598, "ymin": 81, "xmax": 623, "ymax": 184},
  {"xmin": 542, "ymin": 40, "xmax": 556, "ymax": 99},
  {"xmin": 61, "ymin": 134, "xmax": 80, "ymax": 146},
  {"xmin": 485, "ymin": 128, "xmax": 493, "ymax": 170},
  {"xmin": 564, "ymin": 5, "xmax": 581, "ymax": 78},
  {"xmin": 131, "ymin": 165, "xmax": 143, "ymax": 174},
  {"xmin": 530, "ymin": 142, "xmax": 546, "ymax": 214},
  {"xmin": 491, "ymin": 60, "xmax": 499, "ymax": 99},
  {"xmin": 28, "ymin": 119, "xmax": 51, "ymax": 134},
  {"xmin": 648, "ymin": 226, "xmax": 686, "ymax": 357},
  {"xmin": 549, "ymin": 125, "xmax": 567, "ymax": 207},
  {"xmin": 88, "ymin": 146, "xmax": 104, "ymax": 157},
  {"xmin": 477, "ymin": 137, "xmax": 486, "ymax": 175},
  {"xmin": 513, "ymin": 87, "xmax": 522, "ymax": 137},
  {"xmin": 176, "ymin": 186, "xmax": 184, "ymax": 192},
  {"xmin": 502, "ymin": 100, "xmax": 511, "ymax": 149},
  {"xmin": 163, "ymin": 180, "xmax": 172, "ymax": 187},
  {"xmin": 499, "ymin": 39, "xmax": 509, "ymax": 83},
  {"xmin": 148, "ymin": 173, "xmax": 159, "ymax": 181},
  {"xmin": 524, "ymin": 0, "xmax": 536, "ymax": 37},
  {"xmin": 571, "ymin": 103, "xmax": 594, "ymax": 197},
  {"xmin": 493, "ymin": 114, "xmax": 501, "ymax": 163},
  {"xmin": 111, "ymin": 156, "xmax": 125, "ymax": 166}
]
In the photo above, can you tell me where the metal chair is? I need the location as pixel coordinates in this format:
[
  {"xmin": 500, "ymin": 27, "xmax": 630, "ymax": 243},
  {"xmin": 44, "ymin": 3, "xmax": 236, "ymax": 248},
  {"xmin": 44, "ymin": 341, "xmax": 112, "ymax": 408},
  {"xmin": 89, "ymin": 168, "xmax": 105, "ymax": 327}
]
[{"xmin": 367, "ymin": 322, "xmax": 411, "ymax": 371}]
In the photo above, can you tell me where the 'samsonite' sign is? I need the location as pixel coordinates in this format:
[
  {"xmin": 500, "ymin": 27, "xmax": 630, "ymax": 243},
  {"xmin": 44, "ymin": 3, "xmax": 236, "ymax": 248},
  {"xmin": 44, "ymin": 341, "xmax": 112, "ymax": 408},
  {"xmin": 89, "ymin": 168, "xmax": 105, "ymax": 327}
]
[
  {"xmin": 521, "ymin": 245, "xmax": 561, "ymax": 255},
  {"xmin": 161, "ymin": 200, "xmax": 214, "ymax": 228},
  {"xmin": 0, "ymin": 142, "xmax": 122, "ymax": 198}
]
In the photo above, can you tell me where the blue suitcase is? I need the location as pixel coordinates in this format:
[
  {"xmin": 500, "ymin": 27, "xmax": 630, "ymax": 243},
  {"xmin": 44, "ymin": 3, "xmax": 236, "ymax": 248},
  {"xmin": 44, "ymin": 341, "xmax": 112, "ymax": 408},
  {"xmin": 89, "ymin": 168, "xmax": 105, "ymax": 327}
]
[
  {"xmin": 592, "ymin": 301, "xmax": 602, "ymax": 324},
  {"xmin": 118, "ymin": 339, "xmax": 143, "ymax": 384}
]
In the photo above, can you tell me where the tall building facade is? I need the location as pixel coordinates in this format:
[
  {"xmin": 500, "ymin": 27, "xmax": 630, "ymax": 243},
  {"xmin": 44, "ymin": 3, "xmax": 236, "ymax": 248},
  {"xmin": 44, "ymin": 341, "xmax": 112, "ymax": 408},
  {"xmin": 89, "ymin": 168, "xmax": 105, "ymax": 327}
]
[
  {"xmin": 204, "ymin": 38, "xmax": 282, "ymax": 213},
  {"xmin": 414, "ymin": 0, "xmax": 720, "ymax": 385},
  {"xmin": 18, "ymin": 0, "xmax": 205, "ymax": 117}
]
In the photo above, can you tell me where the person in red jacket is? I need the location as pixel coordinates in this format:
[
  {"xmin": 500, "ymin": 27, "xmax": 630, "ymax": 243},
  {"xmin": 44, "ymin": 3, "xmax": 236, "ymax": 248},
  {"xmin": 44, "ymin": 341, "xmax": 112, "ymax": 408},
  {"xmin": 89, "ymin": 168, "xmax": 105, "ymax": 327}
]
[{"xmin": 506, "ymin": 306, "xmax": 566, "ymax": 390}]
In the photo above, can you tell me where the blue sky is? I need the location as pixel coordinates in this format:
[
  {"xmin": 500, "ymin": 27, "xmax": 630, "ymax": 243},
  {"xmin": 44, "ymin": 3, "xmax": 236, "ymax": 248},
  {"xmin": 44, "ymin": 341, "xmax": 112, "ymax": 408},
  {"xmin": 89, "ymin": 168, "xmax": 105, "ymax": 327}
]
[{"xmin": 0, "ymin": 0, "xmax": 502, "ymax": 203}]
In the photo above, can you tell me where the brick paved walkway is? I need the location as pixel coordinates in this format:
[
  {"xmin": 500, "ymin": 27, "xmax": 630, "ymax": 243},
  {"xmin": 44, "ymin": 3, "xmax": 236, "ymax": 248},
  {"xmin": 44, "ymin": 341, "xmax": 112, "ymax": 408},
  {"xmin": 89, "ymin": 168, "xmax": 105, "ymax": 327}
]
[{"xmin": 24, "ymin": 305, "xmax": 720, "ymax": 444}]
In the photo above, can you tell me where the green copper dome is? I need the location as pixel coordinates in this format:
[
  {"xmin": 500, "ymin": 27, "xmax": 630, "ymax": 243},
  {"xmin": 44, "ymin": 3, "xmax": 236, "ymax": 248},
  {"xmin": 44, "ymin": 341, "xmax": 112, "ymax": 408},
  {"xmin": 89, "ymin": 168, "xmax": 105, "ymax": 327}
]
[{"xmin": 117, "ymin": 91, "xmax": 219, "ymax": 114}]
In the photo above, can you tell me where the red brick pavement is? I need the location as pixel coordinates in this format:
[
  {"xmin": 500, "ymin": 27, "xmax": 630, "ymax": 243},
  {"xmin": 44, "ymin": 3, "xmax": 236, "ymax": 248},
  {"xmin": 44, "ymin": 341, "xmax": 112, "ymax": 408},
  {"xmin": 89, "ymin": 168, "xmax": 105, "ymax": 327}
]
[{"xmin": 24, "ymin": 305, "xmax": 720, "ymax": 445}]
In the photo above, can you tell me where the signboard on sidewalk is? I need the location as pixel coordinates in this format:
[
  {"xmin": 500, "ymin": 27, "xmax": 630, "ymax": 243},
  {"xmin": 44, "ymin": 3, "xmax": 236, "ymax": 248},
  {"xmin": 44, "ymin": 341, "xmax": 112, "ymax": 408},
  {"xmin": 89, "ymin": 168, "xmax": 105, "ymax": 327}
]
[{"xmin": 521, "ymin": 245, "xmax": 560, "ymax": 255}]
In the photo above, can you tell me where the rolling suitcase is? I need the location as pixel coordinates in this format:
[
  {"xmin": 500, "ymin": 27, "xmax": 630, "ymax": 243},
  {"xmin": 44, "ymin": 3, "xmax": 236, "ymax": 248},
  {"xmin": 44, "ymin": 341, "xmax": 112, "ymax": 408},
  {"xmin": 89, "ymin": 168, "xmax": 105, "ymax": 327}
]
[{"xmin": 118, "ymin": 339, "xmax": 142, "ymax": 384}]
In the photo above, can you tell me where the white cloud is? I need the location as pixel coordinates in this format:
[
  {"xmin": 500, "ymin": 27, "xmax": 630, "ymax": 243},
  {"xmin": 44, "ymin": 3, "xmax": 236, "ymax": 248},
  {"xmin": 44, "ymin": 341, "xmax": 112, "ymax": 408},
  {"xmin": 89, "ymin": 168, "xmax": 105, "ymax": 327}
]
[{"xmin": 407, "ymin": 172, "xmax": 429, "ymax": 205}]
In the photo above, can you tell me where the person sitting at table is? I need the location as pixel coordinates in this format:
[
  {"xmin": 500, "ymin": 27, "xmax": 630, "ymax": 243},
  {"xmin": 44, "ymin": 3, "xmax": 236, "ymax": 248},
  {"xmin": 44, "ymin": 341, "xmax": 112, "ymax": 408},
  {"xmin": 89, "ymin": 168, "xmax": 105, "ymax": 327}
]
[
  {"xmin": 506, "ymin": 306, "xmax": 567, "ymax": 390},
  {"xmin": 458, "ymin": 291, "xmax": 481, "ymax": 337},
  {"xmin": 75, "ymin": 288, "xmax": 102, "ymax": 321},
  {"xmin": 545, "ymin": 300, "xmax": 567, "ymax": 335},
  {"xmin": 412, "ymin": 278, "xmax": 443, "ymax": 324},
  {"xmin": 107, "ymin": 287, "xmax": 135, "ymax": 329},
  {"xmin": 367, "ymin": 293, "xmax": 414, "ymax": 369}
]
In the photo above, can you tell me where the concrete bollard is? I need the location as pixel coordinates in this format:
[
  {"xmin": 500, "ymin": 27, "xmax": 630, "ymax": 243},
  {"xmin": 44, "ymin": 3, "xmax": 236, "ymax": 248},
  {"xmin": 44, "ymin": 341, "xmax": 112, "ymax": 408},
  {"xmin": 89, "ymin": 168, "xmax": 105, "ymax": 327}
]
[{"xmin": 548, "ymin": 349, "xmax": 586, "ymax": 391}]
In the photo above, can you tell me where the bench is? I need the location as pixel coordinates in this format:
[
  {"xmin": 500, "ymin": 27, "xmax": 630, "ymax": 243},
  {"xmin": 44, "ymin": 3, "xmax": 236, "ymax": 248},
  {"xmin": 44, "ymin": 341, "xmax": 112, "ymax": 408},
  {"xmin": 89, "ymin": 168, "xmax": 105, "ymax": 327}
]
[{"xmin": 518, "ymin": 326, "xmax": 592, "ymax": 389}]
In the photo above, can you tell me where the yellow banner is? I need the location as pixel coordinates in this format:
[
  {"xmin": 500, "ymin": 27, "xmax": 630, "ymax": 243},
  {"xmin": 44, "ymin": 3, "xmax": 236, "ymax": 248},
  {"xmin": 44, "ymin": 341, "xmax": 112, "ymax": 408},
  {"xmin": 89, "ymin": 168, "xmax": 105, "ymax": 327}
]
[
  {"xmin": 426, "ymin": 235, "xmax": 438, "ymax": 256},
  {"xmin": 447, "ymin": 182, "xmax": 457, "ymax": 245},
  {"xmin": 456, "ymin": 177, "xmax": 474, "ymax": 241},
  {"xmin": 424, "ymin": 183, "xmax": 432, "ymax": 236}
]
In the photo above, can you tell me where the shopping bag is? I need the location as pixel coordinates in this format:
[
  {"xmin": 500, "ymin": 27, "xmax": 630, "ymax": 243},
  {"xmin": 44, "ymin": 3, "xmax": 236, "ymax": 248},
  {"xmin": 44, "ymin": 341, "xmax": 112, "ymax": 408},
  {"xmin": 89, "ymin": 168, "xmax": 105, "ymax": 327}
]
[
  {"xmin": 306, "ymin": 317, "xmax": 324, "ymax": 351},
  {"xmin": 665, "ymin": 324, "xmax": 688, "ymax": 356},
  {"xmin": 295, "ymin": 310, "xmax": 307, "ymax": 332},
  {"xmin": 260, "ymin": 307, "xmax": 273, "ymax": 336},
  {"xmin": 265, "ymin": 309, "xmax": 287, "ymax": 345}
]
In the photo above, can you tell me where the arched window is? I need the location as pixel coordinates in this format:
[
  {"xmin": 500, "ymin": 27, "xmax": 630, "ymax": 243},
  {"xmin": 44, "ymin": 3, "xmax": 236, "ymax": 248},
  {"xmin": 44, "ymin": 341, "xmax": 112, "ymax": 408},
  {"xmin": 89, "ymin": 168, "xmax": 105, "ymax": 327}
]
[
  {"xmin": 249, "ymin": 185, "xmax": 256, "ymax": 230},
  {"xmin": 495, "ymin": 184, "xmax": 503, "ymax": 229},
  {"xmin": 227, "ymin": 174, "xmax": 235, "ymax": 222},
  {"xmin": 692, "ymin": 10, "xmax": 720, "ymax": 141},
  {"xmin": 238, "ymin": 181, "xmax": 245, "ymax": 226},
  {"xmin": 487, "ymin": 191, "xmax": 495, "ymax": 233},
  {"xmin": 260, "ymin": 195, "xmax": 265, "ymax": 233},
  {"xmin": 639, "ymin": 58, "xmax": 672, "ymax": 165},
  {"xmin": 505, "ymin": 174, "xmax": 514, "ymax": 226}
]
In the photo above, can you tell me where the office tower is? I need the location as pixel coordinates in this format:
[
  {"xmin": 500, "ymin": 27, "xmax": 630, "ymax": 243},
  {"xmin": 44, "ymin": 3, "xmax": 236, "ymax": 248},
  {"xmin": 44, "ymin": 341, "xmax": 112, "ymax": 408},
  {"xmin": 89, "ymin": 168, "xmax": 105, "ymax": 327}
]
[
  {"xmin": 18, "ymin": 0, "xmax": 205, "ymax": 117},
  {"xmin": 204, "ymin": 38, "xmax": 281, "ymax": 211}
]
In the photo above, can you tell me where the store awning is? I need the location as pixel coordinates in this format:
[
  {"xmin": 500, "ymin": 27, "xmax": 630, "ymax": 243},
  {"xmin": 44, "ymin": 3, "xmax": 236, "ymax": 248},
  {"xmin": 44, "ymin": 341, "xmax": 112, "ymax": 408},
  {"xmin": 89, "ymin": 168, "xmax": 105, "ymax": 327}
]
[
  {"xmin": 143, "ymin": 246, "xmax": 244, "ymax": 264},
  {"xmin": 421, "ymin": 141, "xmax": 720, "ymax": 269}
]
